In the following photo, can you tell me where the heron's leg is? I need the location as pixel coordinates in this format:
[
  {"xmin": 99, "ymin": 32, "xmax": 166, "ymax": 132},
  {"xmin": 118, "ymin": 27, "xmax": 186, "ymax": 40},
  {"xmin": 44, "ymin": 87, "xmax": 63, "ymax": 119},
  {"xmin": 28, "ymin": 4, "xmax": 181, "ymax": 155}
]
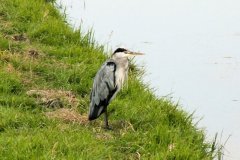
[{"xmin": 104, "ymin": 110, "xmax": 109, "ymax": 129}]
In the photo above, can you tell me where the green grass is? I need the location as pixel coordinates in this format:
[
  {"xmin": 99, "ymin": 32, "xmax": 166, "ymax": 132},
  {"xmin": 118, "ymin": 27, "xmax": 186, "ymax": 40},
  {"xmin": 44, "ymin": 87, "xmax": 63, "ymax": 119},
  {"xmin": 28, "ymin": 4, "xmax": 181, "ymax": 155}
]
[{"xmin": 0, "ymin": 0, "xmax": 221, "ymax": 159}]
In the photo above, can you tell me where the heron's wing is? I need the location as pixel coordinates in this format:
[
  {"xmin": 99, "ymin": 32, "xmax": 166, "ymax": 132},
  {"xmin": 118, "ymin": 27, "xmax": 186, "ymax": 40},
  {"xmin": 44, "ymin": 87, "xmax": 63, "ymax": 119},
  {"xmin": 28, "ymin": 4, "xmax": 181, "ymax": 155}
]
[{"xmin": 88, "ymin": 60, "xmax": 118, "ymax": 120}]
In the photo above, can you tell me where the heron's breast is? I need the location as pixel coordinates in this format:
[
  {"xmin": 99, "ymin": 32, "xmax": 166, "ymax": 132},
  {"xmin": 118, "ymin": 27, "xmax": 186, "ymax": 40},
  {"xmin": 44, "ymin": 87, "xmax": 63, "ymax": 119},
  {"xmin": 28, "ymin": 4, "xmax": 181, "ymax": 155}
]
[{"xmin": 115, "ymin": 68, "xmax": 127, "ymax": 89}]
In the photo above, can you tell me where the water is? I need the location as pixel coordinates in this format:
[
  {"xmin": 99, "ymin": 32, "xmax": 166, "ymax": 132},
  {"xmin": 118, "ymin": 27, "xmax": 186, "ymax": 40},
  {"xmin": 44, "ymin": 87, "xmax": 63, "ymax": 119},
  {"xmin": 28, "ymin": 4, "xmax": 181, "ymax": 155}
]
[{"xmin": 56, "ymin": 0, "xmax": 240, "ymax": 159}]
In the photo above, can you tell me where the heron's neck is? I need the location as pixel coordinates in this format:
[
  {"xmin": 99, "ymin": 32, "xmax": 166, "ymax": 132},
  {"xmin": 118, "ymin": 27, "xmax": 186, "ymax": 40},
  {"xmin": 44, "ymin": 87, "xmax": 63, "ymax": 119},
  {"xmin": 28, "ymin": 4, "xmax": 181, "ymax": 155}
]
[
  {"xmin": 113, "ymin": 57, "xmax": 129, "ymax": 89},
  {"xmin": 113, "ymin": 57, "xmax": 128, "ymax": 67}
]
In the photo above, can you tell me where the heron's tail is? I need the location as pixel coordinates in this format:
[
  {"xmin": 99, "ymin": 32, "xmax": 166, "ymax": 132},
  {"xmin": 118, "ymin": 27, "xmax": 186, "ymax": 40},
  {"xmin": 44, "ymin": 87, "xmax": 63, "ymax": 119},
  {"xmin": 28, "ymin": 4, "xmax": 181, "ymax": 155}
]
[{"xmin": 88, "ymin": 103, "xmax": 105, "ymax": 121}]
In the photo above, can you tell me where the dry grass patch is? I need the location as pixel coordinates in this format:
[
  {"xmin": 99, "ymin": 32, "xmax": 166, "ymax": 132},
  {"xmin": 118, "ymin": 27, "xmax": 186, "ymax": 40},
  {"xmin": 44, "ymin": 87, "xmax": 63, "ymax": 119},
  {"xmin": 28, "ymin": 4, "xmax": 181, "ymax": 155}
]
[
  {"xmin": 95, "ymin": 132, "xmax": 113, "ymax": 140},
  {"xmin": 12, "ymin": 34, "xmax": 27, "ymax": 41},
  {"xmin": 45, "ymin": 108, "xmax": 88, "ymax": 125},
  {"xmin": 27, "ymin": 89, "xmax": 80, "ymax": 108}
]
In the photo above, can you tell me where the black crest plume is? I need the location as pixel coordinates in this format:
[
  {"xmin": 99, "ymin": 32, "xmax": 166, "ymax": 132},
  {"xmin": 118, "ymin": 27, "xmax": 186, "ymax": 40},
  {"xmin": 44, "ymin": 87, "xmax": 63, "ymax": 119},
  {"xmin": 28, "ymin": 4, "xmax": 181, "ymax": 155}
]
[{"xmin": 113, "ymin": 48, "xmax": 127, "ymax": 54}]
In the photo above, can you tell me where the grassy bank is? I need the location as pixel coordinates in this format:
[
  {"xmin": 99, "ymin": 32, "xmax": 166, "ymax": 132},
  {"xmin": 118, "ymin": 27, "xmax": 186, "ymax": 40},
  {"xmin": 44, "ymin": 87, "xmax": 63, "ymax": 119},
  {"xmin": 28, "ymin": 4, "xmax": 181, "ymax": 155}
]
[{"xmin": 0, "ymin": 0, "xmax": 219, "ymax": 159}]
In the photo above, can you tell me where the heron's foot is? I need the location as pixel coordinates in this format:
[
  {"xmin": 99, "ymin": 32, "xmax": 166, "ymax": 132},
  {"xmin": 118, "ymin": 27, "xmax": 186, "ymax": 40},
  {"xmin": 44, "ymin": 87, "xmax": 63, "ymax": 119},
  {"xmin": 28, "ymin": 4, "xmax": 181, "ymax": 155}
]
[{"xmin": 103, "ymin": 125, "xmax": 113, "ymax": 131}]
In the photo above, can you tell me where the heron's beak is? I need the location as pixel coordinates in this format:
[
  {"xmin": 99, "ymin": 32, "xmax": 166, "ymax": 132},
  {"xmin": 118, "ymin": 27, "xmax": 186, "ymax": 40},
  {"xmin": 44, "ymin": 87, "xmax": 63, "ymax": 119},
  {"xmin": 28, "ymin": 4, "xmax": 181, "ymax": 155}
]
[{"xmin": 126, "ymin": 51, "xmax": 145, "ymax": 56}]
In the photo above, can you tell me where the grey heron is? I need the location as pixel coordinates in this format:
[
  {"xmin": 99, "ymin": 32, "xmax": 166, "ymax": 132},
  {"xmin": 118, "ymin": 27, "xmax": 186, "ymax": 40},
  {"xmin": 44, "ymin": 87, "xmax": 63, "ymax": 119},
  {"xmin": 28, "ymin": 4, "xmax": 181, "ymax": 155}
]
[{"xmin": 88, "ymin": 48, "xmax": 144, "ymax": 129}]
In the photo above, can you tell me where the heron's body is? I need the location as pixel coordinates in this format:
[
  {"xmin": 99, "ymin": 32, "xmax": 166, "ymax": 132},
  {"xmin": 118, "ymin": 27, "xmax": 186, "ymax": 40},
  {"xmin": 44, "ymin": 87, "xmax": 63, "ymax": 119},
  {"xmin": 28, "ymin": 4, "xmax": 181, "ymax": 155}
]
[{"xmin": 88, "ymin": 48, "xmax": 143, "ymax": 129}]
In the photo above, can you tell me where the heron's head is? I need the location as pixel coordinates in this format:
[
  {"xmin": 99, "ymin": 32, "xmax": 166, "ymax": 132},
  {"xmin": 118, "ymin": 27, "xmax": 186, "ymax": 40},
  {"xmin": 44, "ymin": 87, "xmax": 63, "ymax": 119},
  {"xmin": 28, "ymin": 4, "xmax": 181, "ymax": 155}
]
[{"xmin": 112, "ymin": 48, "xmax": 144, "ymax": 60}]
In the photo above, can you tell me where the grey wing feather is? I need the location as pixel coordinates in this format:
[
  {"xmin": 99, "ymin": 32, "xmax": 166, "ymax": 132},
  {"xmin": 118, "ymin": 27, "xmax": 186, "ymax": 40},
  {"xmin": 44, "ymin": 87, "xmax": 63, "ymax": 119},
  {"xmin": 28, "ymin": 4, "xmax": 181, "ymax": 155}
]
[{"xmin": 88, "ymin": 60, "xmax": 118, "ymax": 120}]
